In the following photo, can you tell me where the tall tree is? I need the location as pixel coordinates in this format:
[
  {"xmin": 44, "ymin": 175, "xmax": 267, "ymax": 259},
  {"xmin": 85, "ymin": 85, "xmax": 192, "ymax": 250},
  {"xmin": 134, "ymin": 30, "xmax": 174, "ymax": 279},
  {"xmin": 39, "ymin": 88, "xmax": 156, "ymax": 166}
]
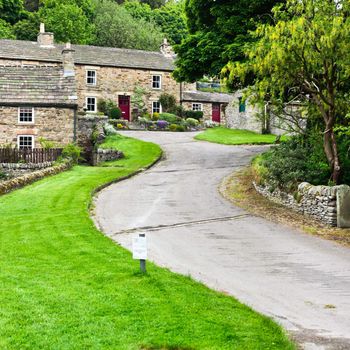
[
  {"xmin": 93, "ymin": 0, "xmax": 163, "ymax": 51},
  {"xmin": 0, "ymin": 0, "xmax": 25, "ymax": 24},
  {"xmin": 173, "ymin": 0, "xmax": 281, "ymax": 82},
  {"xmin": 0, "ymin": 18, "xmax": 15, "ymax": 38},
  {"xmin": 225, "ymin": 0, "xmax": 350, "ymax": 184}
]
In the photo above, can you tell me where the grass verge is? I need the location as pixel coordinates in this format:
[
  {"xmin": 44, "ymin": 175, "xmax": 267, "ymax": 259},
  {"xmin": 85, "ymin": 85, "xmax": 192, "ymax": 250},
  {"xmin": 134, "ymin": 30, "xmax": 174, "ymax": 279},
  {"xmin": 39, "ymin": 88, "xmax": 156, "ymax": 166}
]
[
  {"xmin": 220, "ymin": 166, "xmax": 350, "ymax": 248},
  {"xmin": 0, "ymin": 134, "xmax": 294, "ymax": 349},
  {"xmin": 195, "ymin": 127, "xmax": 285, "ymax": 145}
]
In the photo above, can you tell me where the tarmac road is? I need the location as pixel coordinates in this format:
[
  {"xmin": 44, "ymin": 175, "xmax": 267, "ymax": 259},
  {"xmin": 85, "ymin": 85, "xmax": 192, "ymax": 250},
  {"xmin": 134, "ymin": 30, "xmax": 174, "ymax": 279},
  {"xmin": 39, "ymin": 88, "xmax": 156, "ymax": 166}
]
[{"xmin": 94, "ymin": 131, "xmax": 350, "ymax": 349}]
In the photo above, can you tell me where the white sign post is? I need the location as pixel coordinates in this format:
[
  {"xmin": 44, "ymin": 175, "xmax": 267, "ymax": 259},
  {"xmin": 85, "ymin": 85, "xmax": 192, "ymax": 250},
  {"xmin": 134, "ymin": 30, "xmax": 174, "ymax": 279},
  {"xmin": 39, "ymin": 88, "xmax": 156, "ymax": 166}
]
[{"xmin": 132, "ymin": 233, "xmax": 147, "ymax": 273}]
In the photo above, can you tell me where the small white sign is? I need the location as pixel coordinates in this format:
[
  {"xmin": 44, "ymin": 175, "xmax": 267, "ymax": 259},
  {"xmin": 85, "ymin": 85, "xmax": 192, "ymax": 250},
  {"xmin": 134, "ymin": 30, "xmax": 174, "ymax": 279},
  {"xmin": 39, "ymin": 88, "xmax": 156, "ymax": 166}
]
[{"xmin": 132, "ymin": 235, "xmax": 147, "ymax": 260}]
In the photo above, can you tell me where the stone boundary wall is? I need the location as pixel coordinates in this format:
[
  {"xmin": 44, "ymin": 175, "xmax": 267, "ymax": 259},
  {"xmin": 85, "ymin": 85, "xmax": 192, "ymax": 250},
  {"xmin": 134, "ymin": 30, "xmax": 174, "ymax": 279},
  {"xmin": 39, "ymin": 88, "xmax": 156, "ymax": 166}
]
[
  {"xmin": 0, "ymin": 160, "xmax": 72, "ymax": 196},
  {"xmin": 92, "ymin": 149, "xmax": 124, "ymax": 166},
  {"xmin": 1, "ymin": 162, "xmax": 54, "ymax": 178},
  {"xmin": 254, "ymin": 181, "xmax": 350, "ymax": 227}
]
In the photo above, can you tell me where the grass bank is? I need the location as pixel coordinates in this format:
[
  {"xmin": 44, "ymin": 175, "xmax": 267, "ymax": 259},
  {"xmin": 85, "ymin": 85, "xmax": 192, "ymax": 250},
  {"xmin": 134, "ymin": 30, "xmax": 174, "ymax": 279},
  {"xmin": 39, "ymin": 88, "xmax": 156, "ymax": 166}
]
[
  {"xmin": 195, "ymin": 127, "xmax": 284, "ymax": 145},
  {"xmin": 0, "ymin": 134, "xmax": 294, "ymax": 349}
]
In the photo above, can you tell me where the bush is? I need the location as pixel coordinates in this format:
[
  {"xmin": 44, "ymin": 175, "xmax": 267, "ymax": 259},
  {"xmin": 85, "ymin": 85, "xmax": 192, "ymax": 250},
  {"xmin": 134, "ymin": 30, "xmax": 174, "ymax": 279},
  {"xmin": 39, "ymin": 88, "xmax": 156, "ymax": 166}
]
[
  {"xmin": 255, "ymin": 133, "xmax": 331, "ymax": 191},
  {"xmin": 0, "ymin": 170, "xmax": 7, "ymax": 180},
  {"xmin": 176, "ymin": 125, "xmax": 186, "ymax": 132},
  {"xmin": 62, "ymin": 143, "xmax": 82, "ymax": 164},
  {"xmin": 169, "ymin": 124, "xmax": 177, "ymax": 131},
  {"xmin": 152, "ymin": 112, "xmax": 160, "ymax": 121},
  {"xmin": 170, "ymin": 104, "xmax": 185, "ymax": 118},
  {"xmin": 156, "ymin": 120, "xmax": 168, "ymax": 130},
  {"xmin": 159, "ymin": 93, "xmax": 177, "ymax": 113},
  {"xmin": 184, "ymin": 110, "xmax": 204, "ymax": 121},
  {"xmin": 110, "ymin": 107, "xmax": 122, "ymax": 120},
  {"xmin": 103, "ymin": 123, "xmax": 118, "ymax": 136},
  {"xmin": 159, "ymin": 113, "xmax": 182, "ymax": 124},
  {"xmin": 186, "ymin": 118, "xmax": 199, "ymax": 127},
  {"xmin": 39, "ymin": 137, "xmax": 56, "ymax": 150}
]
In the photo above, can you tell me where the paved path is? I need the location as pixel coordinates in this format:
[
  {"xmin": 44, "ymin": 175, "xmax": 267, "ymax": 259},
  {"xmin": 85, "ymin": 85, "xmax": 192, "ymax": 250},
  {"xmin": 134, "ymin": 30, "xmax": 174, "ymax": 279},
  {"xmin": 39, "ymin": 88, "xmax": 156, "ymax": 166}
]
[{"xmin": 94, "ymin": 131, "xmax": 350, "ymax": 349}]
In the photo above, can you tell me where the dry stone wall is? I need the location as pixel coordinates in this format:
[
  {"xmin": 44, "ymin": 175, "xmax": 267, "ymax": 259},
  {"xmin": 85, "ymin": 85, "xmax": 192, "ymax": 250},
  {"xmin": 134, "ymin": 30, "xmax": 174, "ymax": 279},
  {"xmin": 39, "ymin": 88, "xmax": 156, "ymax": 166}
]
[
  {"xmin": 0, "ymin": 162, "xmax": 54, "ymax": 178},
  {"xmin": 254, "ymin": 181, "xmax": 350, "ymax": 227},
  {"xmin": 92, "ymin": 149, "xmax": 124, "ymax": 166}
]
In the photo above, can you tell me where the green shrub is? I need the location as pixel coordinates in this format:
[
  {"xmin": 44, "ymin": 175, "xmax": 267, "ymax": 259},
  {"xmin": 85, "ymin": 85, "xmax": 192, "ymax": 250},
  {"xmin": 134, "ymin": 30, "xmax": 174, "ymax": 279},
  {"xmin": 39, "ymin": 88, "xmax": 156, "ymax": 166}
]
[
  {"xmin": 0, "ymin": 170, "xmax": 7, "ymax": 180},
  {"xmin": 152, "ymin": 112, "xmax": 160, "ymax": 121},
  {"xmin": 110, "ymin": 107, "xmax": 122, "ymax": 120},
  {"xmin": 159, "ymin": 113, "xmax": 182, "ymax": 124},
  {"xmin": 170, "ymin": 104, "xmax": 185, "ymax": 118},
  {"xmin": 184, "ymin": 110, "xmax": 204, "ymax": 121},
  {"xmin": 103, "ymin": 123, "xmax": 118, "ymax": 136},
  {"xmin": 186, "ymin": 118, "xmax": 199, "ymax": 127},
  {"xmin": 256, "ymin": 133, "xmax": 331, "ymax": 191},
  {"xmin": 169, "ymin": 124, "xmax": 177, "ymax": 132},
  {"xmin": 176, "ymin": 125, "xmax": 185, "ymax": 132},
  {"xmin": 159, "ymin": 93, "xmax": 177, "ymax": 113},
  {"xmin": 39, "ymin": 137, "xmax": 56, "ymax": 150},
  {"xmin": 62, "ymin": 143, "xmax": 82, "ymax": 164}
]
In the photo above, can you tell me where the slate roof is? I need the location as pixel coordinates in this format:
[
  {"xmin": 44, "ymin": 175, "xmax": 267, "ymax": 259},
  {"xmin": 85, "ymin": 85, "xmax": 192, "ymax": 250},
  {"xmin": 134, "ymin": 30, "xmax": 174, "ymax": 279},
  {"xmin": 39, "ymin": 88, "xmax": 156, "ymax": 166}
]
[
  {"xmin": 0, "ymin": 39, "xmax": 175, "ymax": 71},
  {"xmin": 182, "ymin": 91, "xmax": 234, "ymax": 104},
  {"xmin": 0, "ymin": 65, "xmax": 77, "ymax": 106}
]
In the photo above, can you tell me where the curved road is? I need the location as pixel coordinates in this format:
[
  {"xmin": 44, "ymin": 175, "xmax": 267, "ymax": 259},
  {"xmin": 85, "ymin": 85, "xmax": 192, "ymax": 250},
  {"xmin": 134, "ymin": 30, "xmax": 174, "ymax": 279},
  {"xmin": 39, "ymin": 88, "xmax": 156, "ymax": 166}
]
[{"xmin": 94, "ymin": 131, "xmax": 350, "ymax": 349}]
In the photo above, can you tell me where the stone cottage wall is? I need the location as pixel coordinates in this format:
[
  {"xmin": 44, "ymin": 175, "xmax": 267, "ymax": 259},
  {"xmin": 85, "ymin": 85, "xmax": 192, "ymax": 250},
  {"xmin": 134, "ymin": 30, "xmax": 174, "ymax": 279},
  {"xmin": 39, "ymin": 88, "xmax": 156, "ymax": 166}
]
[
  {"xmin": 254, "ymin": 181, "xmax": 350, "ymax": 227},
  {"xmin": 75, "ymin": 65, "xmax": 180, "ymax": 119},
  {"xmin": 0, "ymin": 106, "xmax": 75, "ymax": 147}
]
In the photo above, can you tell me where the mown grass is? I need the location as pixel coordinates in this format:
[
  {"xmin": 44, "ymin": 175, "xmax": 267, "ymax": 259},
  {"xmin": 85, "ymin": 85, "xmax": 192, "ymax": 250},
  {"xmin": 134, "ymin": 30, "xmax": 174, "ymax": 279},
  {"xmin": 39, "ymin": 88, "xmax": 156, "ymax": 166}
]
[
  {"xmin": 0, "ymin": 134, "xmax": 294, "ymax": 349},
  {"xmin": 195, "ymin": 127, "xmax": 285, "ymax": 145}
]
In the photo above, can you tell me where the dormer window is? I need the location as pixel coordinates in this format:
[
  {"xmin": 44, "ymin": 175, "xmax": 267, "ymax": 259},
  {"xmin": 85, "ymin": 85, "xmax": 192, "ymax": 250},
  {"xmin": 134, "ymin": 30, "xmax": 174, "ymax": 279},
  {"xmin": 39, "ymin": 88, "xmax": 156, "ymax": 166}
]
[
  {"xmin": 152, "ymin": 75, "xmax": 162, "ymax": 89},
  {"xmin": 18, "ymin": 107, "xmax": 34, "ymax": 124},
  {"xmin": 86, "ymin": 70, "xmax": 96, "ymax": 85}
]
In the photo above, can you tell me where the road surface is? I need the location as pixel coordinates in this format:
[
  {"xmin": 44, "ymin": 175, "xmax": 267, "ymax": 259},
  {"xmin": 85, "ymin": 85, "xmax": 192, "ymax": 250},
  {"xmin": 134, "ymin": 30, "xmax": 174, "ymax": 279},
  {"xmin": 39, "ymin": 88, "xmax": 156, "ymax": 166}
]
[{"xmin": 94, "ymin": 131, "xmax": 350, "ymax": 349}]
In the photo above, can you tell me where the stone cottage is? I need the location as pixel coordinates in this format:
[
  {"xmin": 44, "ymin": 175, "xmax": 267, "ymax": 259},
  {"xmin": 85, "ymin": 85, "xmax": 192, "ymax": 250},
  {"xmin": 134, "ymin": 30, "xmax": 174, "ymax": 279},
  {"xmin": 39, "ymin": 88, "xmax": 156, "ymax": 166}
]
[{"xmin": 0, "ymin": 24, "xmax": 238, "ymax": 149}]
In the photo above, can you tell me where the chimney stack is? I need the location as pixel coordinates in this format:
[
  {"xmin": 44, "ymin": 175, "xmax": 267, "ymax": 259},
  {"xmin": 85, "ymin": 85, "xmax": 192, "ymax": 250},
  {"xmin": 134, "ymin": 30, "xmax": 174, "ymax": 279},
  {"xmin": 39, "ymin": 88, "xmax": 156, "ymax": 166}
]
[
  {"xmin": 37, "ymin": 23, "xmax": 54, "ymax": 48},
  {"xmin": 160, "ymin": 38, "xmax": 175, "ymax": 58},
  {"xmin": 62, "ymin": 42, "xmax": 75, "ymax": 77}
]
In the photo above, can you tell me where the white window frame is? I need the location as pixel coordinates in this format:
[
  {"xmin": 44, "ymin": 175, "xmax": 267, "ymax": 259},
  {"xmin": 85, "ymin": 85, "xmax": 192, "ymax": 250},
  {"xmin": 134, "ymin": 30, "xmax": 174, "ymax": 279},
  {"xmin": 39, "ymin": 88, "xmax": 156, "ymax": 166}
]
[
  {"xmin": 152, "ymin": 75, "xmax": 162, "ymax": 90},
  {"xmin": 17, "ymin": 135, "xmax": 34, "ymax": 149},
  {"xmin": 152, "ymin": 101, "xmax": 162, "ymax": 114},
  {"xmin": 86, "ymin": 70, "xmax": 97, "ymax": 86},
  {"xmin": 192, "ymin": 103, "xmax": 203, "ymax": 111},
  {"xmin": 18, "ymin": 107, "xmax": 34, "ymax": 124},
  {"xmin": 86, "ymin": 96, "xmax": 97, "ymax": 113}
]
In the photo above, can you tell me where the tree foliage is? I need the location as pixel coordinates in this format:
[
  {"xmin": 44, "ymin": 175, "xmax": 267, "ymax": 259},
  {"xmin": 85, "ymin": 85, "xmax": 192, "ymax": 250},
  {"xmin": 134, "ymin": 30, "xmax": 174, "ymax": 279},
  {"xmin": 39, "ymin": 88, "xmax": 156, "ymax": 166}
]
[
  {"xmin": 38, "ymin": 1, "xmax": 95, "ymax": 44},
  {"xmin": 225, "ymin": 0, "xmax": 350, "ymax": 183},
  {"xmin": 0, "ymin": 0, "xmax": 25, "ymax": 24},
  {"xmin": 93, "ymin": 0, "xmax": 163, "ymax": 51},
  {"xmin": 173, "ymin": 0, "xmax": 280, "ymax": 82},
  {"xmin": 0, "ymin": 18, "xmax": 15, "ymax": 39}
]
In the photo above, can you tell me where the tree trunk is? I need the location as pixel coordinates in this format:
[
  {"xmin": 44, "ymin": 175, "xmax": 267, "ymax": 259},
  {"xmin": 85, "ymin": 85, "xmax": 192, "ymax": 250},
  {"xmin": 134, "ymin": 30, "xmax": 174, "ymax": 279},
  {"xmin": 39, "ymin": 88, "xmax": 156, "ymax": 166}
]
[{"xmin": 324, "ymin": 126, "xmax": 341, "ymax": 184}]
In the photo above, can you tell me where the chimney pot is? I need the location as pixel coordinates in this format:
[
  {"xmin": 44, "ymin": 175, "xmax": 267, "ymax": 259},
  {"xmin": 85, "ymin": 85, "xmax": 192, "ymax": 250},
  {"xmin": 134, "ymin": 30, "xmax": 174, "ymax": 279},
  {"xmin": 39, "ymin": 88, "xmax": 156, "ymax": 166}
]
[{"xmin": 37, "ymin": 23, "xmax": 54, "ymax": 48}]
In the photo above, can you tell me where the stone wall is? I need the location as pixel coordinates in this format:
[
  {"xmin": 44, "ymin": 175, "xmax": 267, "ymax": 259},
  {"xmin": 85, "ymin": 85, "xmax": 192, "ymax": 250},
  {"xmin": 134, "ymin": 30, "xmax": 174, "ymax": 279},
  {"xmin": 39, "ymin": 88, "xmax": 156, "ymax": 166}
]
[
  {"xmin": 75, "ymin": 65, "xmax": 180, "ymax": 120},
  {"xmin": 0, "ymin": 162, "xmax": 54, "ymax": 178},
  {"xmin": 254, "ymin": 181, "xmax": 350, "ymax": 227},
  {"xmin": 0, "ymin": 106, "xmax": 75, "ymax": 147},
  {"xmin": 92, "ymin": 149, "xmax": 124, "ymax": 166},
  {"xmin": 76, "ymin": 114, "xmax": 107, "ymax": 163},
  {"xmin": 0, "ymin": 160, "xmax": 72, "ymax": 196}
]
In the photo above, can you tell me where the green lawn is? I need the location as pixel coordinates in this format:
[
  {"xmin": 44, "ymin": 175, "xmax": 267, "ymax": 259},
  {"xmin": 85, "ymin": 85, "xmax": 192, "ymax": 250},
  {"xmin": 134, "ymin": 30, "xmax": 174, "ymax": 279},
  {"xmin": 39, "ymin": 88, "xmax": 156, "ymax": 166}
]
[
  {"xmin": 195, "ymin": 127, "xmax": 284, "ymax": 145},
  {"xmin": 0, "ymin": 134, "xmax": 294, "ymax": 349}
]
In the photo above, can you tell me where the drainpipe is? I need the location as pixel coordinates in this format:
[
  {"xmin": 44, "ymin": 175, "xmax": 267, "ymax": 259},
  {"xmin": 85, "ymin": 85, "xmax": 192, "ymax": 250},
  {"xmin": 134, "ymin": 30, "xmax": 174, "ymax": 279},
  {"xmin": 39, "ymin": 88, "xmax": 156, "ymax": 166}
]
[
  {"xmin": 73, "ymin": 107, "xmax": 77, "ymax": 143},
  {"xmin": 264, "ymin": 102, "xmax": 269, "ymax": 133},
  {"xmin": 180, "ymin": 82, "xmax": 183, "ymax": 106}
]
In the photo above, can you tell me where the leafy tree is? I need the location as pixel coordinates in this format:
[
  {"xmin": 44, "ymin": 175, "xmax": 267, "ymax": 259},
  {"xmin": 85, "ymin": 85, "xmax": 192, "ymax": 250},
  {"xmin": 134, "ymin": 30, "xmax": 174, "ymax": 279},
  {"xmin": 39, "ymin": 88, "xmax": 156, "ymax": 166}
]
[
  {"xmin": 0, "ymin": 18, "xmax": 15, "ymax": 39},
  {"xmin": 93, "ymin": 0, "xmax": 163, "ymax": 51},
  {"xmin": 153, "ymin": 0, "xmax": 187, "ymax": 45},
  {"xmin": 141, "ymin": 0, "xmax": 165, "ymax": 9},
  {"xmin": 123, "ymin": 1, "xmax": 153, "ymax": 21},
  {"xmin": 0, "ymin": 0, "xmax": 25, "ymax": 24},
  {"xmin": 24, "ymin": 0, "xmax": 39, "ymax": 11},
  {"xmin": 173, "ymin": 0, "xmax": 281, "ymax": 82},
  {"xmin": 225, "ymin": 0, "xmax": 350, "ymax": 184},
  {"xmin": 13, "ymin": 12, "xmax": 40, "ymax": 40},
  {"xmin": 38, "ymin": 2, "xmax": 95, "ymax": 44}
]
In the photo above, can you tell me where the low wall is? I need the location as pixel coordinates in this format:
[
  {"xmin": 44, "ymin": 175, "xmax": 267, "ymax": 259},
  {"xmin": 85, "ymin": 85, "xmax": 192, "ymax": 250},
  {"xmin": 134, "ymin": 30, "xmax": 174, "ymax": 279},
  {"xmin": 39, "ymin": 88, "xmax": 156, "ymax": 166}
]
[
  {"xmin": 254, "ymin": 181, "xmax": 350, "ymax": 228},
  {"xmin": 0, "ymin": 160, "xmax": 72, "ymax": 196},
  {"xmin": 0, "ymin": 162, "xmax": 54, "ymax": 178},
  {"xmin": 92, "ymin": 149, "xmax": 124, "ymax": 166}
]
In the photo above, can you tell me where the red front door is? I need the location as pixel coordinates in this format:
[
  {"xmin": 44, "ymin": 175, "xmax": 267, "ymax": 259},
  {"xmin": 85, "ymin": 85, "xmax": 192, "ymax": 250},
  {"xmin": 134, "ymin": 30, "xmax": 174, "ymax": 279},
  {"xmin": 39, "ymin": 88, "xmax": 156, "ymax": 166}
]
[
  {"xmin": 118, "ymin": 95, "xmax": 130, "ymax": 121},
  {"xmin": 212, "ymin": 103, "xmax": 221, "ymax": 123}
]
